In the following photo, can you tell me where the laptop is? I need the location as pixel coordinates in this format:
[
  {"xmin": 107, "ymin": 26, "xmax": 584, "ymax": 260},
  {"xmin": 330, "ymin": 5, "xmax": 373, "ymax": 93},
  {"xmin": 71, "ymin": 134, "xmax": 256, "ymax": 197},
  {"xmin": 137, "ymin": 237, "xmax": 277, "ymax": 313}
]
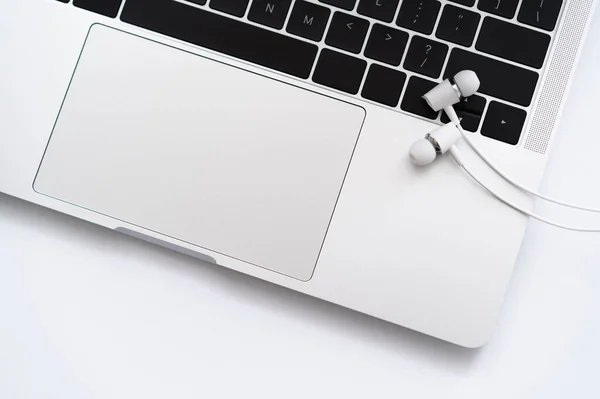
[{"xmin": 0, "ymin": 0, "xmax": 595, "ymax": 347}]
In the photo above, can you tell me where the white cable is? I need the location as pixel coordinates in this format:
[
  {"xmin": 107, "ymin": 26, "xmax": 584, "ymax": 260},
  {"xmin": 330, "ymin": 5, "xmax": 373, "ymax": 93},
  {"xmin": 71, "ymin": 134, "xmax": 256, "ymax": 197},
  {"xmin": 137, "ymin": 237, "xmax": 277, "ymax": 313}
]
[
  {"xmin": 461, "ymin": 162, "xmax": 600, "ymax": 233},
  {"xmin": 444, "ymin": 107, "xmax": 600, "ymax": 213}
]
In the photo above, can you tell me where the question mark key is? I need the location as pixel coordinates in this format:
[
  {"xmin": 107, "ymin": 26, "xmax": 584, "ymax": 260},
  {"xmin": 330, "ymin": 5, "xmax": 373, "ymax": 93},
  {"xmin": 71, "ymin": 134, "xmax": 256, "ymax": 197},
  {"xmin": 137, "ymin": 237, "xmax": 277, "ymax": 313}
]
[{"xmin": 403, "ymin": 35, "xmax": 449, "ymax": 78}]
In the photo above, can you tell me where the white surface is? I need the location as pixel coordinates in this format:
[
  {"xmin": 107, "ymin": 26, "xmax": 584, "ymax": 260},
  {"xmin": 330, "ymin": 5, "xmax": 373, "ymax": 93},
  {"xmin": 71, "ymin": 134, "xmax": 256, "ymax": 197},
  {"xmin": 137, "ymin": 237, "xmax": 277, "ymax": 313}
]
[
  {"xmin": 35, "ymin": 25, "xmax": 365, "ymax": 281},
  {"xmin": 2, "ymin": 7, "xmax": 600, "ymax": 399}
]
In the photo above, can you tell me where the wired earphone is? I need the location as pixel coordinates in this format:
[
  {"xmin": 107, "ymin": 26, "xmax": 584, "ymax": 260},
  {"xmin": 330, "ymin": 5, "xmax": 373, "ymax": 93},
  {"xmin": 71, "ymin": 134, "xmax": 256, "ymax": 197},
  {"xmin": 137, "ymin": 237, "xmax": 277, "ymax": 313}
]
[{"xmin": 409, "ymin": 70, "xmax": 600, "ymax": 233}]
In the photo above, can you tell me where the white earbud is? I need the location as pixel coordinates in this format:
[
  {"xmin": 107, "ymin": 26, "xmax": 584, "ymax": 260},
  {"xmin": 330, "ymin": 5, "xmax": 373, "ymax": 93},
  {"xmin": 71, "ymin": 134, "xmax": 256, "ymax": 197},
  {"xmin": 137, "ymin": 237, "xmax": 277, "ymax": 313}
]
[
  {"xmin": 409, "ymin": 138, "xmax": 437, "ymax": 166},
  {"xmin": 422, "ymin": 70, "xmax": 480, "ymax": 112},
  {"xmin": 409, "ymin": 123, "xmax": 463, "ymax": 166},
  {"xmin": 409, "ymin": 71, "xmax": 479, "ymax": 167},
  {"xmin": 407, "ymin": 70, "xmax": 600, "ymax": 233}
]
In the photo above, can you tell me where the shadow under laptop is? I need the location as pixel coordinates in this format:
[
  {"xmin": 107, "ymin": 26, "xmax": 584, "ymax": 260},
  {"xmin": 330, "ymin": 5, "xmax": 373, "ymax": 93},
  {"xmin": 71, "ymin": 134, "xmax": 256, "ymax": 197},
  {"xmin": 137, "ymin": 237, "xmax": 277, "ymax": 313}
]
[
  {"xmin": 194, "ymin": 257, "xmax": 482, "ymax": 370},
  {"xmin": 0, "ymin": 193, "xmax": 481, "ymax": 371}
]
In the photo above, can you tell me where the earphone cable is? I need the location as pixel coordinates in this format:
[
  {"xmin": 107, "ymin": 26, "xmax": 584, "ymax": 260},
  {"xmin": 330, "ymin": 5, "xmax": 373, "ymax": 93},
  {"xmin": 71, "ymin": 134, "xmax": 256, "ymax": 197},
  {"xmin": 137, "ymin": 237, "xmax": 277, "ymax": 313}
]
[
  {"xmin": 460, "ymin": 162, "xmax": 600, "ymax": 232},
  {"xmin": 445, "ymin": 107, "xmax": 600, "ymax": 213}
]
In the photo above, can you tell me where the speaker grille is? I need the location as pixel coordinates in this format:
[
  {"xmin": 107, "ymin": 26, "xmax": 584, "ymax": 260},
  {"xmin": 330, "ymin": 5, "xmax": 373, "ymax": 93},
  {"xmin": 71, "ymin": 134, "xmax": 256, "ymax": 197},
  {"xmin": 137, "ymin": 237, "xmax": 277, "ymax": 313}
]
[{"xmin": 524, "ymin": 0, "xmax": 596, "ymax": 154}]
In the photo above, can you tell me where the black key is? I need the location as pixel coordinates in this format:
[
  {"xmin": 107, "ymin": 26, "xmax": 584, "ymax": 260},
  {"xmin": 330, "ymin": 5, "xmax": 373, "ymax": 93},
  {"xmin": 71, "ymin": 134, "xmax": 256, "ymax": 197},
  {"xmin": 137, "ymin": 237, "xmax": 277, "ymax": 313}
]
[
  {"xmin": 481, "ymin": 101, "xmax": 527, "ymax": 145},
  {"xmin": 361, "ymin": 64, "xmax": 407, "ymax": 107},
  {"xmin": 188, "ymin": 0, "xmax": 207, "ymax": 5},
  {"xmin": 248, "ymin": 0, "xmax": 292, "ymax": 29},
  {"xmin": 436, "ymin": 5, "xmax": 480, "ymax": 47},
  {"xmin": 478, "ymin": 0, "xmax": 519, "ymax": 19},
  {"xmin": 73, "ymin": 0, "xmax": 123, "ymax": 17},
  {"xmin": 449, "ymin": 0, "xmax": 474, "ymax": 6},
  {"xmin": 320, "ymin": 0, "xmax": 356, "ymax": 11},
  {"xmin": 403, "ymin": 36, "xmax": 448, "ymax": 78},
  {"xmin": 357, "ymin": 0, "xmax": 400, "ymax": 23},
  {"xmin": 313, "ymin": 49, "xmax": 367, "ymax": 94},
  {"xmin": 121, "ymin": 0, "xmax": 317, "ymax": 79},
  {"xmin": 476, "ymin": 17, "xmax": 550, "ymax": 69},
  {"xmin": 286, "ymin": 1, "xmax": 331, "ymax": 42},
  {"xmin": 400, "ymin": 76, "xmax": 439, "ymax": 120},
  {"xmin": 364, "ymin": 24, "xmax": 409, "ymax": 66},
  {"xmin": 518, "ymin": 0, "xmax": 563, "ymax": 31},
  {"xmin": 325, "ymin": 12, "xmax": 370, "ymax": 54},
  {"xmin": 441, "ymin": 95, "xmax": 486, "ymax": 132},
  {"xmin": 55, "ymin": 0, "xmax": 69, "ymax": 3},
  {"xmin": 445, "ymin": 48, "xmax": 539, "ymax": 107},
  {"xmin": 210, "ymin": 0, "xmax": 250, "ymax": 17},
  {"xmin": 396, "ymin": 0, "xmax": 441, "ymax": 35}
]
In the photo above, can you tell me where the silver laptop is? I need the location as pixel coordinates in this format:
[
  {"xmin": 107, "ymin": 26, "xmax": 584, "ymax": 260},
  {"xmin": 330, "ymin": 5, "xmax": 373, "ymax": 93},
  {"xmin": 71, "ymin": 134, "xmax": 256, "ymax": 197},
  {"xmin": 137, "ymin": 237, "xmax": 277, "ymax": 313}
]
[{"xmin": 0, "ymin": 0, "xmax": 595, "ymax": 347}]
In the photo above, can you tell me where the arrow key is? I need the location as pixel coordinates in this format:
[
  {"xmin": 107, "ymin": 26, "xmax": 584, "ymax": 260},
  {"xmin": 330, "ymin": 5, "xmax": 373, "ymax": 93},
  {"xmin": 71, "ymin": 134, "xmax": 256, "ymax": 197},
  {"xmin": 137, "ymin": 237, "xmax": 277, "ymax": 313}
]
[
  {"xmin": 325, "ymin": 12, "xmax": 370, "ymax": 54},
  {"xmin": 481, "ymin": 101, "xmax": 527, "ymax": 145},
  {"xmin": 441, "ymin": 94, "xmax": 486, "ymax": 132},
  {"xmin": 364, "ymin": 24, "xmax": 409, "ymax": 66}
]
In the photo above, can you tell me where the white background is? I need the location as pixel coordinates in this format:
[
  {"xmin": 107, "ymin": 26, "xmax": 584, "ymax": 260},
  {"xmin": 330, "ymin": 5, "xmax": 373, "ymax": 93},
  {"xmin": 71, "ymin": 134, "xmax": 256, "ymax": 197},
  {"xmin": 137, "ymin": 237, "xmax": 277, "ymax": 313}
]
[{"xmin": 2, "ymin": 9, "xmax": 600, "ymax": 399}]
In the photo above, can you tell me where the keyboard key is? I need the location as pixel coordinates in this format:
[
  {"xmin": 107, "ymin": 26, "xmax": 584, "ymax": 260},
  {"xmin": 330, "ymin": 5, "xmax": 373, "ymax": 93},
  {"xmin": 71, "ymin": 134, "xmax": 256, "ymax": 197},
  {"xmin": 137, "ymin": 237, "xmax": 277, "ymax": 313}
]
[
  {"xmin": 518, "ymin": 0, "xmax": 563, "ymax": 31},
  {"xmin": 444, "ymin": 48, "xmax": 539, "ymax": 107},
  {"xmin": 325, "ymin": 12, "xmax": 370, "ymax": 54},
  {"xmin": 248, "ymin": 0, "xmax": 292, "ymax": 29},
  {"xmin": 121, "ymin": 0, "xmax": 317, "ymax": 79},
  {"xmin": 286, "ymin": 1, "xmax": 331, "ymax": 42},
  {"xmin": 403, "ymin": 36, "xmax": 448, "ymax": 78},
  {"xmin": 400, "ymin": 76, "xmax": 439, "ymax": 120},
  {"xmin": 357, "ymin": 0, "xmax": 400, "ymax": 23},
  {"xmin": 364, "ymin": 24, "xmax": 409, "ymax": 66},
  {"xmin": 55, "ymin": 0, "xmax": 69, "ymax": 3},
  {"xmin": 188, "ymin": 0, "xmax": 207, "ymax": 5},
  {"xmin": 396, "ymin": 1, "xmax": 441, "ymax": 35},
  {"xmin": 320, "ymin": 0, "xmax": 356, "ymax": 11},
  {"xmin": 477, "ymin": 0, "xmax": 519, "ymax": 19},
  {"xmin": 210, "ymin": 0, "xmax": 250, "ymax": 17},
  {"xmin": 476, "ymin": 17, "xmax": 550, "ymax": 68},
  {"xmin": 440, "ymin": 95, "xmax": 486, "ymax": 132},
  {"xmin": 436, "ymin": 5, "xmax": 480, "ymax": 47},
  {"xmin": 449, "ymin": 0, "xmax": 474, "ymax": 6},
  {"xmin": 73, "ymin": 0, "xmax": 123, "ymax": 17},
  {"xmin": 481, "ymin": 101, "xmax": 527, "ymax": 145},
  {"xmin": 312, "ymin": 49, "xmax": 367, "ymax": 94},
  {"xmin": 361, "ymin": 64, "xmax": 407, "ymax": 107}
]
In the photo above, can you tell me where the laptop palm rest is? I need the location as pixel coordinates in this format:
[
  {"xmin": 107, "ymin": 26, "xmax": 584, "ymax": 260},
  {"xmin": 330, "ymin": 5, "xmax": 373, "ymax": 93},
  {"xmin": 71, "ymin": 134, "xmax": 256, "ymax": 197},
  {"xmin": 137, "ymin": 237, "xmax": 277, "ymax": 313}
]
[{"xmin": 34, "ymin": 25, "xmax": 365, "ymax": 281}]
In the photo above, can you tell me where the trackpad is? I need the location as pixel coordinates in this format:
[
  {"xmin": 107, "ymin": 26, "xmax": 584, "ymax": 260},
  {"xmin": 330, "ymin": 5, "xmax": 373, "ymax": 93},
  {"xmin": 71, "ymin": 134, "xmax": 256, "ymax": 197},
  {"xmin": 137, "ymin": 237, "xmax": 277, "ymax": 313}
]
[{"xmin": 34, "ymin": 25, "xmax": 365, "ymax": 280}]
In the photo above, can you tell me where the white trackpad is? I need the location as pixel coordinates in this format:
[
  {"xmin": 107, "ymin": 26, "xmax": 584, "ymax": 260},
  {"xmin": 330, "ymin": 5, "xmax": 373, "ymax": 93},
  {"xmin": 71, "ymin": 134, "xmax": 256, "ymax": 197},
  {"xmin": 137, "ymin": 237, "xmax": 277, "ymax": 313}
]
[{"xmin": 34, "ymin": 25, "xmax": 365, "ymax": 280}]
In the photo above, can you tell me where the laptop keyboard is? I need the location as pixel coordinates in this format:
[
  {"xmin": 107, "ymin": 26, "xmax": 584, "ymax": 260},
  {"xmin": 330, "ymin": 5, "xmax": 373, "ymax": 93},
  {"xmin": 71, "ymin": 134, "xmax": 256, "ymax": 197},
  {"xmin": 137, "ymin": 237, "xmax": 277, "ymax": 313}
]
[{"xmin": 58, "ymin": 0, "xmax": 563, "ymax": 145}]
